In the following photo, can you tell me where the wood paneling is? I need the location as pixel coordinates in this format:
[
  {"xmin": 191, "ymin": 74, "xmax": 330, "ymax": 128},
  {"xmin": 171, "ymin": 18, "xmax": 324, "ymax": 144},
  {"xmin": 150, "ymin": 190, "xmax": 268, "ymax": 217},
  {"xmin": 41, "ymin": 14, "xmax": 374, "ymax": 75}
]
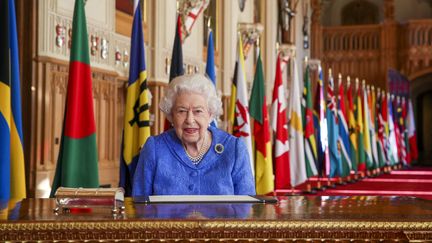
[
  {"xmin": 30, "ymin": 57, "xmax": 172, "ymax": 195},
  {"xmin": 312, "ymin": 17, "xmax": 432, "ymax": 90}
]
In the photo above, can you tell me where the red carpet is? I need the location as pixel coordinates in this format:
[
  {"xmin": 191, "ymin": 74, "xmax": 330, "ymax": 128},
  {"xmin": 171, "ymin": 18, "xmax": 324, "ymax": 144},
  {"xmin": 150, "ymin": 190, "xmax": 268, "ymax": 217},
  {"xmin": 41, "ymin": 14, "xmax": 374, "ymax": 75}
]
[
  {"xmin": 275, "ymin": 166, "xmax": 432, "ymax": 200},
  {"xmin": 310, "ymin": 167, "xmax": 432, "ymax": 200}
]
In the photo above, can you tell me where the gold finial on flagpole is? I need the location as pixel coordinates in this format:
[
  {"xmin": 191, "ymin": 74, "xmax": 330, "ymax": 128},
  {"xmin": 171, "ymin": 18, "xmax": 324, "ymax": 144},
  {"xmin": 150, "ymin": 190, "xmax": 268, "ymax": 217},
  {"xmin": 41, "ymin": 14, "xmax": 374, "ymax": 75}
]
[
  {"xmin": 347, "ymin": 76, "xmax": 351, "ymax": 86},
  {"xmin": 328, "ymin": 68, "xmax": 332, "ymax": 77},
  {"xmin": 338, "ymin": 73, "xmax": 342, "ymax": 85},
  {"xmin": 207, "ymin": 16, "xmax": 211, "ymax": 28}
]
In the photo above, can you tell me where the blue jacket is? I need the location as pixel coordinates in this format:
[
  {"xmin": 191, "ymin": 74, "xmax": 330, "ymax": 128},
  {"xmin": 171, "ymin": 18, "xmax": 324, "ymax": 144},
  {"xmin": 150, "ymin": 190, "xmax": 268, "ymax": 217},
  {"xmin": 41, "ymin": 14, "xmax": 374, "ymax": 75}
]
[{"xmin": 132, "ymin": 126, "xmax": 256, "ymax": 196}]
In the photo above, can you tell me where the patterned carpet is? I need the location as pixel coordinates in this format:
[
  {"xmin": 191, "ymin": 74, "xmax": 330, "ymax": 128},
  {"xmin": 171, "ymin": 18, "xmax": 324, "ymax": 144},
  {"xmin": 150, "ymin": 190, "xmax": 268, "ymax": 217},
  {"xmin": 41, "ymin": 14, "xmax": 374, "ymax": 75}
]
[{"xmin": 293, "ymin": 166, "xmax": 432, "ymax": 200}]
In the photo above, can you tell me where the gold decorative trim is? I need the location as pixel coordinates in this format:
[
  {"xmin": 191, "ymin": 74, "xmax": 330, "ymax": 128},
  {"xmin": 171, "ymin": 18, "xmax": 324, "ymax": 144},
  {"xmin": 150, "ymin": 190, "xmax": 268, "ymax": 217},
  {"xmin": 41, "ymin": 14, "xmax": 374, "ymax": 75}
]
[
  {"xmin": 1, "ymin": 220, "xmax": 432, "ymax": 231},
  {"xmin": 2, "ymin": 219, "xmax": 432, "ymax": 241}
]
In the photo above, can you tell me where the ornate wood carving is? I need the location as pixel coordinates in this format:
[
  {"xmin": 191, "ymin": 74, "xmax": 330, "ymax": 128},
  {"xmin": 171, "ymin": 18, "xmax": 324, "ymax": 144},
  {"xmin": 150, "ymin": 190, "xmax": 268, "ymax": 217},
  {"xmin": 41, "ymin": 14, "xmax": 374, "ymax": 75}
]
[
  {"xmin": 1, "ymin": 220, "xmax": 432, "ymax": 241},
  {"xmin": 399, "ymin": 19, "xmax": 432, "ymax": 79},
  {"xmin": 312, "ymin": 20, "xmax": 432, "ymax": 89},
  {"xmin": 320, "ymin": 25, "xmax": 382, "ymax": 87}
]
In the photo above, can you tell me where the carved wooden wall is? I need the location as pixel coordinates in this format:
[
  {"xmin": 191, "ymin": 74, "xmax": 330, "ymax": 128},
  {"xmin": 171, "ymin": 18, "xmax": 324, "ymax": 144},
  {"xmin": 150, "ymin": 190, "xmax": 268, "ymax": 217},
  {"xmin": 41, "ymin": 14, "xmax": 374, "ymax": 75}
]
[
  {"xmin": 311, "ymin": 3, "xmax": 432, "ymax": 90},
  {"xmin": 30, "ymin": 56, "xmax": 178, "ymax": 197},
  {"xmin": 321, "ymin": 25, "xmax": 383, "ymax": 87},
  {"xmin": 31, "ymin": 57, "xmax": 125, "ymax": 196},
  {"xmin": 313, "ymin": 19, "xmax": 432, "ymax": 89},
  {"xmin": 399, "ymin": 19, "xmax": 432, "ymax": 79}
]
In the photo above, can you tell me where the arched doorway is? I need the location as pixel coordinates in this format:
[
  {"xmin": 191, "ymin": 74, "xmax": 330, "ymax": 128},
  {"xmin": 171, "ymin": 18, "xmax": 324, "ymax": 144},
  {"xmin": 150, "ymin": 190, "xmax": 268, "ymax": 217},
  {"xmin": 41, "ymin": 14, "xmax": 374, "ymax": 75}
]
[{"xmin": 411, "ymin": 73, "xmax": 432, "ymax": 166}]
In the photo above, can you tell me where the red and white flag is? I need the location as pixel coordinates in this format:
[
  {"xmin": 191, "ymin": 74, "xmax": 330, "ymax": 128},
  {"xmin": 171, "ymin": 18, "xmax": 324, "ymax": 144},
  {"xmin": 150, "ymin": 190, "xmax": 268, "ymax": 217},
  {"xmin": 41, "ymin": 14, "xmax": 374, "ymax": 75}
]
[
  {"xmin": 407, "ymin": 99, "xmax": 418, "ymax": 162},
  {"xmin": 180, "ymin": 0, "xmax": 209, "ymax": 41},
  {"xmin": 271, "ymin": 55, "xmax": 290, "ymax": 189},
  {"xmin": 230, "ymin": 34, "xmax": 254, "ymax": 176}
]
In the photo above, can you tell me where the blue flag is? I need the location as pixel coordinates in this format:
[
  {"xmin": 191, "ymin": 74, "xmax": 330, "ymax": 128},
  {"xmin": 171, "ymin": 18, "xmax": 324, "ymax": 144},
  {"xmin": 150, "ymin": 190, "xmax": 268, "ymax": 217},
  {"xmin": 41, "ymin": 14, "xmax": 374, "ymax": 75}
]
[
  {"xmin": 0, "ymin": 0, "xmax": 26, "ymax": 199},
  {"xmin": 337, "ymin": 78, "xmax": 352, "ymax": 177},
  {"xmin": 119, "ymin": 1, "xmax": 151, "ymax": 196},
  {"xmin": 206, "ymin": 29, "xmax": 217, "ymax": 127},
  {"xmin": 326, "ymin": 74, "xmax": 341, "ymax": 178},
  {"xmin": 206, "ymin": 30, "xmax": 216, "ymax": 85}
]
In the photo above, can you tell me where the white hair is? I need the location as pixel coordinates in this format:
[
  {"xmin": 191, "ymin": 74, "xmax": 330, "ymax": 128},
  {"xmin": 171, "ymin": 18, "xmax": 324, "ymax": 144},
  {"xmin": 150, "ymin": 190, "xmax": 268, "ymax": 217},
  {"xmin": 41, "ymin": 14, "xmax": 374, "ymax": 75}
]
[{"xmin": 159, "ymin": 74, "xmax": 223, "ymax": 122}]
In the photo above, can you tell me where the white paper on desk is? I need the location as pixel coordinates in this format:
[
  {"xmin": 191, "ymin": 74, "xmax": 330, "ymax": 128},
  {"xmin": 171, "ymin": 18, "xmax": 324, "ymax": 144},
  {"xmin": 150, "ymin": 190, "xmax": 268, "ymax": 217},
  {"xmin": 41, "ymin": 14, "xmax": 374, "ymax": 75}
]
[{"xmin": 148, "ymin": 195, "xmax": 261, "ymax": 203}]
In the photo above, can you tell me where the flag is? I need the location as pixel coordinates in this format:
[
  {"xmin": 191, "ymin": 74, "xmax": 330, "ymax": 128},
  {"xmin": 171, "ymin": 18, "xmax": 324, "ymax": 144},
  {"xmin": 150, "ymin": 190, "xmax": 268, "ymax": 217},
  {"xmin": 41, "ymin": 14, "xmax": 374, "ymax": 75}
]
[
  {"xmin": 337, "ymin": 76, "xmax": 352, "ymax": 177},
  {"xmin": 369, "ymin": 87, "xmax": 379, "ymax": 169},
  {"xmin": 355, "ymin": 81, "xmax": 366, "ymax": 172},
  {"xmin": 119, "ymin": 0, "xmax": 151, "ymax": 196},
  {"xmin": 407, "ymin": 99, "xmax": 418, "ymax": 162},
  {"xmin": 250, "ymin": 51, "xmax": 273, "ymax": 194},
  {"xmin": 347, "ymin": 79, "xmax": 358, "ymax": 172},
  {"xmin": 376, "ymin": 90, "xmax": 387, "ymax": 168},
  {"xmin": 230, "ymin": 35, "xmax": 254, "ymax": 176},
  {"xmin": 362, "ymin": 84, "xmax": 373, "ymax": 170},
  {"xmin": 271, "ymin": 55, "xmax": 290, "ymax": 189},
  {"xmin": 50, "ymin": 0, "xmax": 99, "ymax": 197},
  {"xmin": 313, "ymin": 66, "xmax": 328, "ymax": 177},
  {"xmin": 396, "ymin": 96, "xmax": 407, "ymax": 164},
  {"xmin": 380, "ymin": 91, "xmax": 390, "ymax": 166},
  {"xmin": 0, "ymin": 0, "xmax": 26, "ymax": 199},
  {"xmin": 170, "ymin": 15, "xmax": 185, "ymax": 81},
  {"xmin": 326, "ymin": 71, "xmax": 342, "ymax": 178},
  {"xmin": 206, "ymin": 29, "xmax": 217, "ymax": 127},
  {"xmin": 228, "ymin": 62, "xmax": 237, "ymax": 127},
  {"xmin": 180, "ymin": 0, "xmax": 209, "ymax": 40},
  {"xmin": 302, "ymin": 65, "xmax": 318, "ymax": 178},
  {"xmin": 401, "ymin": 97, "xmax": 410, "ymax": 164},
  {"xmin": 288, "ymin": 59, "xmax": 307, "ymax": 187},
  {"xmin": 164, "ymin": 15, "xmax": 185, "ymax": 131},
  {"xmin": 387, "ymin": 94, "xmax": 398, "ymax": 165}
]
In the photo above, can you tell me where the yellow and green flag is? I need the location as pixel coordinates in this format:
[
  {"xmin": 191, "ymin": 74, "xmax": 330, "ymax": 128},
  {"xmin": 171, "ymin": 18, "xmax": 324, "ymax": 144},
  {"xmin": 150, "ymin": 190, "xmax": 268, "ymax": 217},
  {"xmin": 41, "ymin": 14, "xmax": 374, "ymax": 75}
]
[
  {"xmin": 302, "ymin": 65, "xmax": 318, "ymax": 178},
  {"xmin": 347, "ymin": 79, "xmax": 358, "ymax": 172},
  {"xmin": 249, "ymin": 51, "xmax": 273, "ymax": 195}
]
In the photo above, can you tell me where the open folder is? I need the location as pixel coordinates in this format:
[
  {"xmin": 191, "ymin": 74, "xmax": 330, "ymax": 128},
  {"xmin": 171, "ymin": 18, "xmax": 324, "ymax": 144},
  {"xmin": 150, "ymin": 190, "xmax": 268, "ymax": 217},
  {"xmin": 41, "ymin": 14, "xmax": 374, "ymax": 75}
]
[{"xmin": 133, "ymin": 195, "xmax": 277, "ymax": 204}]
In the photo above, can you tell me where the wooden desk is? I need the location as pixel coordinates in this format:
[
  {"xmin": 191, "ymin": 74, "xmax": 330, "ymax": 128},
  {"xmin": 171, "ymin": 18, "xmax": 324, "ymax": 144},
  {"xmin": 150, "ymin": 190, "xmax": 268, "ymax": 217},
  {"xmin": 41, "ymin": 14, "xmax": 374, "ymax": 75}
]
[{"xmin": 1, "ymin": 196, "xmax": 432, "ymax": 241}]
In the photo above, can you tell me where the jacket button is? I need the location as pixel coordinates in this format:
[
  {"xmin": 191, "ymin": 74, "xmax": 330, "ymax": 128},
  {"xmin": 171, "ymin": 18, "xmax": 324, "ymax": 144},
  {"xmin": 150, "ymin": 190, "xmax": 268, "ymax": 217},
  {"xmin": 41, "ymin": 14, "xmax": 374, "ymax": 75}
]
[
  {"xmin": 190, "ymin": 171, "xmax": 198, "ymax": 177},
  {"xmin": 188, "ymin": 185, "xmax": 194, "ymax": 190}
]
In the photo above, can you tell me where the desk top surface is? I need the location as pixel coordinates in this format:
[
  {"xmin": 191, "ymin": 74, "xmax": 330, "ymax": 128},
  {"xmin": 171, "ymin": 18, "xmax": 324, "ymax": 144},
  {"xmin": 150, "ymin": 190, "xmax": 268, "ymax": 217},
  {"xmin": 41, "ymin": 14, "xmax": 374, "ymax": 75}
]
[{"xmin": 1, "ymin": 195, "xmax": 432, "ymax": 222}]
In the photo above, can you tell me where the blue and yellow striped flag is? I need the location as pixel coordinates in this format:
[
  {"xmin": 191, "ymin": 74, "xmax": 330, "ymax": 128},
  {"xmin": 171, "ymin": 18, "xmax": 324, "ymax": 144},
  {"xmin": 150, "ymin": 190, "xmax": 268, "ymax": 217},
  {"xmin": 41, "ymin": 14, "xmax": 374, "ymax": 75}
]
[
  {"xmin": 0, "ymin": 0, "xmax": 26, "ymax": 199},
  {"xmin": 119, "ymin": 0, "xmax": 151, "ymax": 196}
]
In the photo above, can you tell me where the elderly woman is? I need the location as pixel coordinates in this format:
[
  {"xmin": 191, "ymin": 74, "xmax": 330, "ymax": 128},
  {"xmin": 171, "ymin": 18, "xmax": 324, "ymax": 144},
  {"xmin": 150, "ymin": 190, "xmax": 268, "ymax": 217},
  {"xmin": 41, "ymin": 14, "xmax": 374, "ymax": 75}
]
[{"xmin": 132, "ymin": 74, "xmax": 255, "ymax": 196}]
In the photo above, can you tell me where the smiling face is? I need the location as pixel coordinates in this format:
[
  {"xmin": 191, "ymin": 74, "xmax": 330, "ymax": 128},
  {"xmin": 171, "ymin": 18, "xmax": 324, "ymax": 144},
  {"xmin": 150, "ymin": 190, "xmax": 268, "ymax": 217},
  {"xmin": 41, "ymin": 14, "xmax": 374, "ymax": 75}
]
[{"xmin": 171, "ymin": 91, "xmax": 212, "ymax": 147}]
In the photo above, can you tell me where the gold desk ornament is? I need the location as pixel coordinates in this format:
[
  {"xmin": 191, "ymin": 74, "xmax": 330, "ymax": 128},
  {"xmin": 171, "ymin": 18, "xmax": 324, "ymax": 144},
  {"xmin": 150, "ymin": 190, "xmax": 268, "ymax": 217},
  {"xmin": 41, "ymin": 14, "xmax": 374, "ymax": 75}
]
[{"xmin": 53, "ymin": 187, "xmax": 125, "ymax": 215}]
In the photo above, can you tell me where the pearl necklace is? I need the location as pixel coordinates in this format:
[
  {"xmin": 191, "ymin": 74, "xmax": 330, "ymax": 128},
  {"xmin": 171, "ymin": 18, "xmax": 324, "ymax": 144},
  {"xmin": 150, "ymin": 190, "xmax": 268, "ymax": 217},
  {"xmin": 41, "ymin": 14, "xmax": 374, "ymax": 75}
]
[{"xmin": 183, "ymin": 132, "xmax": 209, "ymax": 165}]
